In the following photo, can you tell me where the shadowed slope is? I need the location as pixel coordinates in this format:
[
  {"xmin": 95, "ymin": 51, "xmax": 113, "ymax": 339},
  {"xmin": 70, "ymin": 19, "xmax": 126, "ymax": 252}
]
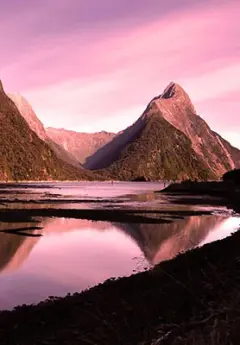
[
  {"xmin": 9, "ymin": 94, "xmax": 84, "ymax": 169},
  {"xmin": 47, "ymin": 128, "xmax": 116, "ymax": 165},
  {"xmin": 86, "ymin": 82, "xmax": 239, "ymax": 181}
]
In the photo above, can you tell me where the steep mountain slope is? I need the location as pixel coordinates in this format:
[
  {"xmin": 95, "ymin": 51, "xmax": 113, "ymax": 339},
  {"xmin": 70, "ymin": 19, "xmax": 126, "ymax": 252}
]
[
  {"xmin": 86, "ymin": 82, "xmax": 239, "ymax": 180},
  {"xmin": 8, "ymin": 93, "xmax": 82, "ymax": 168},
  {"xmin": 8, "ymin": 93, "xmax": 47, "ymax": 141},
  {"xmin": 213, "ymin": 132, "xmax": 240, "ymax": 168},
  {"xmin": 0, "ymin": 80, "xmax": 93, "ymax": 181},
  {"xmin": 46, "ymin": 128, "xmax": 116, "ymax": 165}
]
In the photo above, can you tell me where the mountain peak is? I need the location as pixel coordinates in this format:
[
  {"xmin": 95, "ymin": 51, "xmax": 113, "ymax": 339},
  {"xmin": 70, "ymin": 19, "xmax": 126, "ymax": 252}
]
[
  {"xmin": 9, "ymin": 93, "xmax": 48, "ymax": 142},
  {"xmin": 160, "ymin": 82, "xmax": 187, "ymax": 99}
]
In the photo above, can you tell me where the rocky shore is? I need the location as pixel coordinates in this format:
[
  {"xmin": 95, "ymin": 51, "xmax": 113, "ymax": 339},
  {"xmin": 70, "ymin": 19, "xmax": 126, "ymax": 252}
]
[{"xmin": 159, "ymin": 180, "xmax": 240, "ymax": 213}]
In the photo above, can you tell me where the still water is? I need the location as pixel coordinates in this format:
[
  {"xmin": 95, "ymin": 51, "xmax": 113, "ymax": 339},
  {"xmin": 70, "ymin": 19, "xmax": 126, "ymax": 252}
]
[{"xmin": 0, "ymin": 182, "xmax": 239, "ymax": 310}]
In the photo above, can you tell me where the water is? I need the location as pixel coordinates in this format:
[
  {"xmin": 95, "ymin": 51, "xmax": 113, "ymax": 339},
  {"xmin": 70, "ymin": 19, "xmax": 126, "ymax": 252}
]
[
  {"xmin": 0, "ymin": 182, "xmax": 239, "ymax": 310},
  {"xmin": 0, "ymin": 181, "xmax": 167, "ymax": 200}
]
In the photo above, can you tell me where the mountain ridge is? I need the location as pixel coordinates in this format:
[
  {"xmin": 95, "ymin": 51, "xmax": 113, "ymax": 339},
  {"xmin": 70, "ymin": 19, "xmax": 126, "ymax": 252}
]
[
  {"xmin": 46, "ymin": 127, "xmax": 116, "ymax": 165},
  {"xmin": 85, "ymin": 82, "xmax": 239, "ymax": 180},
  {"xmin": 0, "ymin": 80, "xmax": 94, "ymax": 181},
  {"xmin": 8, "ymin": 93, "xmax": 83, "ymax": 168},
  {"xmin": 4, "ymin": 80, "xmax": 240, "ymax": 181}
]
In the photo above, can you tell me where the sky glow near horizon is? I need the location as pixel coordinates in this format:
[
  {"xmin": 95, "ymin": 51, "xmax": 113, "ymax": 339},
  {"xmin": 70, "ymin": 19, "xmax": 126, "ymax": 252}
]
[{"xmin": 0, "ymin": 0, "xmax": 240, "ymax": 148}]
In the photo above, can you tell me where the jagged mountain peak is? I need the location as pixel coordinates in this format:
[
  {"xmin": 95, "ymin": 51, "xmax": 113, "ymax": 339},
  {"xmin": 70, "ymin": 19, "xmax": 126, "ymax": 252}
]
[
  {"xmin": 86, "ymin": 82, "xmax": 238, "ymax": 179},
  {"xmin": 142, "ymin": 82, "xmax": 197, "ymax": 128},
  {"xmin": 144, "ymin": 82, "xmax": 196, "ymax": 121},
  {"xmin": 161, "ymin": 81, "xmax": 182, "ymax": 99}
]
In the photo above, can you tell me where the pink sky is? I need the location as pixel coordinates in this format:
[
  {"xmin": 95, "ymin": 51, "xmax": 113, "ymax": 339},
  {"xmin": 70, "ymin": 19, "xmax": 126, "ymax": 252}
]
[{"xmin": 1, "ymin": 0, "xmax": 240, "ymax": 147}]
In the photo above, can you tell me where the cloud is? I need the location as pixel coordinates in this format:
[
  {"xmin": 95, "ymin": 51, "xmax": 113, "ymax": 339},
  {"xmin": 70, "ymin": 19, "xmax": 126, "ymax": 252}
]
[
  {"xmin": 222, "ymin": 132, "xmax": 240, "ymax": 150},
  {"xmin": 0, "ymin": 0, "xmax": 239, "ymax": 147}
]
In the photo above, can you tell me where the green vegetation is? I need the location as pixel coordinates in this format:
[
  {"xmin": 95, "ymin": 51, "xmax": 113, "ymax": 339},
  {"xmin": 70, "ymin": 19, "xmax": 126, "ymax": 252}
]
[
  {"xmin": 0, "ymin": 88, "xmax": 93, "ymax": 181},
  {"xmin": 1, "ymin": 78, "xmax": 239, "ymax": 182},
  {"xmin": 100, "ymin": 113, "xmax": 215, "ymax": 181}
]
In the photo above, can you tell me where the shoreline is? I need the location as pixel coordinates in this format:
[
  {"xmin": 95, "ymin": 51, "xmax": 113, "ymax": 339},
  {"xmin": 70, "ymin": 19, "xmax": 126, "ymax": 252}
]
[
  {"xmin": 159, "ymin": 180, "xmax": 240, "ymax": 213},
  {"xmin": 0, "ymin": 215, "xmax": 239, "ymax": 344},
  {"xmin": 0, "ymin": 181, "xmax": 239, "ymax": 344}
]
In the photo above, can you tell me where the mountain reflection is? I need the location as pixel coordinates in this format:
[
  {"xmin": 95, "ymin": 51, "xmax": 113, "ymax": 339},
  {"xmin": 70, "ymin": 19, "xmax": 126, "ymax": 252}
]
[
  {"xmin": 0, "ymin": 218, "xmax": 114, "ymax": 273},
  {"xmin": 116, "ymin": 215, "xmax": 226, "ymax": 265},
  {"xmin": 0, "ymin": 222, "xmax": 41, "ymax": 272},
  {"xmin": 0, "ymin": 215, "xmax": 229, "ymax": 274}
]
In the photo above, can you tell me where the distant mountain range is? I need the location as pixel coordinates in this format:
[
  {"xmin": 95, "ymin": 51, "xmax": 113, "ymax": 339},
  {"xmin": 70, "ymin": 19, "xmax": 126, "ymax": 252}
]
[
  {"xmin": 8, "ymin": 93, "xmax": 84, "ymax": 168},
  {"xmin": 46, "ymin": 127, "xmax": 115, "ymax": 165},
  {"xmin": 2, "ymin": 79, "xmax": 240, "ymax": 181}
]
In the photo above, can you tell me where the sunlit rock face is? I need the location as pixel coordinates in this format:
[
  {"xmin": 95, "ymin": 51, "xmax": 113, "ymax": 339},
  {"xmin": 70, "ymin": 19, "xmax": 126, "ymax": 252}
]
[
  {"xmin": 8, "ymin": 94, "xmax": 83, "ymax": 168},
  {"xmin": 8, "ymin": 93, "xmax": 48, "ymax": 141},
  {"xmin": 83, "ymin": 82, "xmax": 240, "ymax": 180},
  {"xmin": 151, "ymin": 82, "xmax": 235, "ymax": 175}
]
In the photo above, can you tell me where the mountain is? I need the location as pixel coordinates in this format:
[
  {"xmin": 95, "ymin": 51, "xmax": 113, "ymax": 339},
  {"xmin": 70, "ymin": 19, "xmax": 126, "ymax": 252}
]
[
  {"xmin": 0, "ymin": 80, "xmax": 93, "ymax": 181},
  {"xmin": 85, "ymin": 82, "xmax": 239, "ymax": 181},
  {"xmin": 46, "ymin": 128, "xmax": 116, "ymax": 165},
  {"xmin": 8, "ymin": 93, "xmax": 82, "ymax": 168},
  {"xmin": 213, "ymin": 132, "xmax": 240, "ymax": 169}
]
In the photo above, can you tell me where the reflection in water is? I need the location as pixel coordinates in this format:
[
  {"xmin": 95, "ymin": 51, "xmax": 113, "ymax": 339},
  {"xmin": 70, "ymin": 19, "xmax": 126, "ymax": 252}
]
[
  {"xmin": 0, "ymin": 215, "xmax": 239, "ymax": 310},
  {"xmin": 0, "ymin": 222, "xmax": 41, "ymax": 273},
  {"xmin": 0, "ymin": 219, "xmax": 116, "ymax": 274},
  {"xmin": 0, "ymin": 219, "xmax": 146, "ymax": 310},
  {"xmin": 117, "ymin": 216, "xmax": 229, "ymax": 265}
]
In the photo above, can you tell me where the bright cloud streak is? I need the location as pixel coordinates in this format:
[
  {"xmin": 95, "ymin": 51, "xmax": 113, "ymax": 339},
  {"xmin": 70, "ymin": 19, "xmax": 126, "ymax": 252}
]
[{"xmin": 0, "ymin": 0, "xmax": 239, "ymax": 147}]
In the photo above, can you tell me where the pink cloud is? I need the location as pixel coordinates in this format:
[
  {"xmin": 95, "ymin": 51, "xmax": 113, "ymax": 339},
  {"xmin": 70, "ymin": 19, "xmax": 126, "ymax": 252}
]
[{"xmin": 1, "ymin": 0, "xmax": 239, "ymax": 146}]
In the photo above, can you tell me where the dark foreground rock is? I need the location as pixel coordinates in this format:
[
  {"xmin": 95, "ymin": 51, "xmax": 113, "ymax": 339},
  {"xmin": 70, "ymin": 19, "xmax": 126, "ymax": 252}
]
[
  {"xmin": 159, "ymin": 180, "xmax": 240, "ymax": 213},
  {"xmin": 0, "ymin": 219, "xmax": 240, "ymax": 344}
]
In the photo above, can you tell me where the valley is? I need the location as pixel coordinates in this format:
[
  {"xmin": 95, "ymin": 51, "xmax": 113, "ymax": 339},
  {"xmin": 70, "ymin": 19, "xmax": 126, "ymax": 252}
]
[{"xmin": 1, "ymin": 79, "xmax": 239, "ymax": 182}]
